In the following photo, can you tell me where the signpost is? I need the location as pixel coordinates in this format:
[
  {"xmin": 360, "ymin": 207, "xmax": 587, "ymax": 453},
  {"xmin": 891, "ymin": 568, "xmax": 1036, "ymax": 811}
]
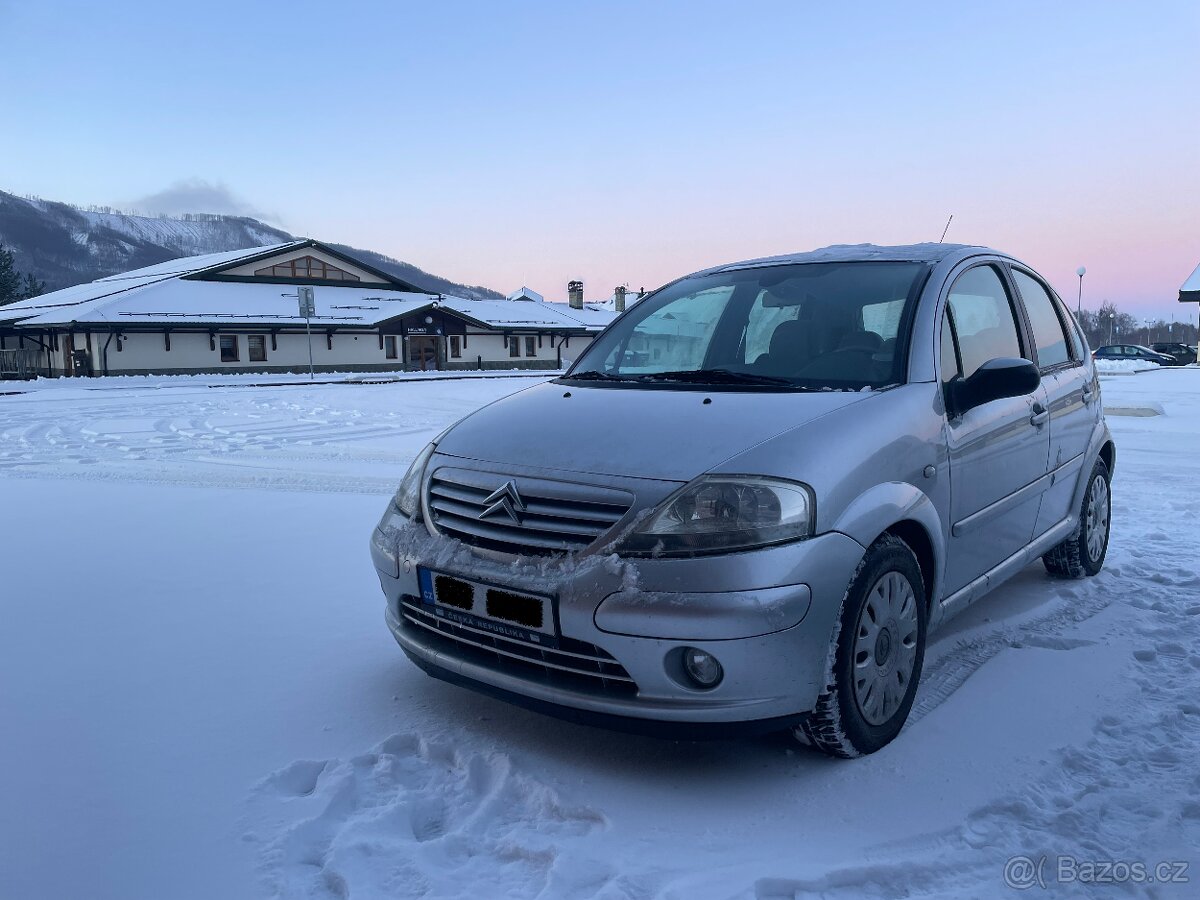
[{"xmin": 298, "ymin": 286, "xmax": 316, "ymax": 380}]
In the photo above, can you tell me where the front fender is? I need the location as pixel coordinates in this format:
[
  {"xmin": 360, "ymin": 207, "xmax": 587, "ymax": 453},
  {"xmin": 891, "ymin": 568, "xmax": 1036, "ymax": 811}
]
[{"xmin": 828, "ymin": 480, "xmax": 945, "ymax": 613}]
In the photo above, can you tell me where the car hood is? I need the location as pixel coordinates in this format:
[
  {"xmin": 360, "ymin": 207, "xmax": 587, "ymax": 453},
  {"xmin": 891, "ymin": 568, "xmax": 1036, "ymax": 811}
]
[{"xmin": 435, "ymin": 381, "xmax": 873, "ymax": 481}]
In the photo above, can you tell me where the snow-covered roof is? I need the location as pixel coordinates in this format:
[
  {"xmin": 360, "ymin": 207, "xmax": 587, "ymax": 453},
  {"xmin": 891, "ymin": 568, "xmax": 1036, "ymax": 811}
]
[
  {"xmin": 586, "ymin": 291, "xmax": 646, "ymax": 312},
  {"xmin": 540, "ymin": 302, "xmax": 619, "ymax": 328},
  {"xmin": 506, "ymin": 286, "xmax": 544, "ymax": 303},
  {"xmin": 1180, "ymin": 262, "xmax": 1200, "ymax": 302},
  {"xmin": 101, "ymin": 242, "xmax": 305, "ymax": 281},
  {"xmin": 1, "ymin": 244, "xmax": 616, "ymax": 333},
  {"xmin": 442, "ymin": 298, "xmax": 611, "ymax": 331}
]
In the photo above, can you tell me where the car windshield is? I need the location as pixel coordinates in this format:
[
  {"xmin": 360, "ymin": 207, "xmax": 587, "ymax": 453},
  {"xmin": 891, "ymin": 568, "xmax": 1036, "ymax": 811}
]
[{"xmin": 564, "ymin": 261, "xmax": 930, "ymax": 390}]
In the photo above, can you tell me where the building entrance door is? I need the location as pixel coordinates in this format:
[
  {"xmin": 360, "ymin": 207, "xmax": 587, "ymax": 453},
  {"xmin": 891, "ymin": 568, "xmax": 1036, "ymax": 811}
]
[{"xmin": 407, "ymin": 335, "xmax": 440, "ymax": 371}]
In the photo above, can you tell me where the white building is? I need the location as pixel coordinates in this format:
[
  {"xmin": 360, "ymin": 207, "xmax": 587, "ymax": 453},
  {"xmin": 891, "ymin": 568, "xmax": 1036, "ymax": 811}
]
[{"xmin": 0, "ymin": 241, "xmax": 614, "ymax": 377}]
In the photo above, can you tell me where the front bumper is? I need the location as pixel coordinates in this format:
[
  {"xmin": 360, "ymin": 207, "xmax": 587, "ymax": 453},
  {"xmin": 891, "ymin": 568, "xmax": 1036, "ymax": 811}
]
[{"xmin": 371, "ymin": 514, "xmax": 866, "ymax": 728}]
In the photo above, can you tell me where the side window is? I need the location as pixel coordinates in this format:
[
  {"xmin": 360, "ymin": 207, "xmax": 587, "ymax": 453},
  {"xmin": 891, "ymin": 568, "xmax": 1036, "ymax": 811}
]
[
  {"xmin": 945, "ymin": 266, "xmax": 1023, "ymax": 379},
  {"xmin": 940, "ymin": 306, "xmax": 961, "ymax": 387},
  {"xmin": 1012, "ymin": 269, "xmax": 1071, "ymax": 368}
]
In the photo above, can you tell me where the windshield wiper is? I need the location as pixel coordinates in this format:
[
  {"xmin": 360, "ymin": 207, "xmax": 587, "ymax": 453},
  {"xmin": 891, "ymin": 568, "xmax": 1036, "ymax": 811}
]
[
  {"xmin": 564, "ymin": 369, "xmax": 634, "ymax": 382},
  {"xmin": 632, "ymin": 368, "xmax": 797, "ymax": 387}
]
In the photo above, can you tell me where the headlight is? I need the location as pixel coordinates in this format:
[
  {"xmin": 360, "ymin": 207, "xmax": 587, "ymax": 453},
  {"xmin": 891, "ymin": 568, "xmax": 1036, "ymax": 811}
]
[
  {"xmin": 390, "ymin": 441, "xmax": 437, "ymax": 520},
  {"xmin": 617, "ymin": 475, "xmax": 814, "ymax": 557}
]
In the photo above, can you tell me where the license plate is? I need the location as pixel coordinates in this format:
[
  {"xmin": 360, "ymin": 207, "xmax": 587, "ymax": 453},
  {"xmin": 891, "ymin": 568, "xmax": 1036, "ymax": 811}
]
[{"xmin": 417, "ymin": 568, "xmax": 559, "ymax": 648}]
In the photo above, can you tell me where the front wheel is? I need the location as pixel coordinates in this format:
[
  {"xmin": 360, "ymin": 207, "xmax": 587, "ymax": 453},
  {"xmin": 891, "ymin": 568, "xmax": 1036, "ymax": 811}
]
[
  {"xmin": 797, "ymin": 535, "xmax": 927, "ymax": 758},
  {"xmin": 1043, "ymin": 457, "xmax": 1111, "ymax": 579}
]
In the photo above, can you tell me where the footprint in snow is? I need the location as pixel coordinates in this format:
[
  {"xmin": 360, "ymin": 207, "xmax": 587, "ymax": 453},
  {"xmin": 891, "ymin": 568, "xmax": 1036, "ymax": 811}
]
[{"xmin": 248, "ymin": 732, "xmax": 608, "ymax": 900}]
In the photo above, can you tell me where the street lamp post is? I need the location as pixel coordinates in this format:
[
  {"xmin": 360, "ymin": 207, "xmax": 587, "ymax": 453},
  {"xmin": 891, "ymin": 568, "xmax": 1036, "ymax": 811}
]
[
  {"xmin": 1108, "ymin": 312, "xmax": 1115, "ymax": 345},
  {"xmin": 1076, "ymin": 266, "xmax": 1087, "ymax": 316}
]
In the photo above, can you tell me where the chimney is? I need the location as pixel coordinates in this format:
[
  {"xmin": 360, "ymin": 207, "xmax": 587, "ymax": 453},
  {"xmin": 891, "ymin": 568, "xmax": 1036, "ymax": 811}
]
[
  {"xmin": 568, "ymin": 280, "xmax": 584, "ymax": 310},
  {"xmin": 614, "ymin": 286, "xmax": 626, "ymax": 313}
]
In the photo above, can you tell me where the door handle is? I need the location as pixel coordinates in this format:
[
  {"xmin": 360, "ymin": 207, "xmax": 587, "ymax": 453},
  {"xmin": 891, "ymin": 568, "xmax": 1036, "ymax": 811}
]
[
  {"xmin": 1030, "ymin": 403, "xmax": 1049, "ymax": 427},
  {"xmin": 1081, "ymin": 385, "xmax": 1094, "ymax": 404}
]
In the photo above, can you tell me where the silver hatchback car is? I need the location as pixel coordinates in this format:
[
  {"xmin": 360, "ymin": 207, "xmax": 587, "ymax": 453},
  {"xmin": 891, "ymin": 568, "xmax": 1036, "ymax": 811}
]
[{"xmin": 370, "ymin": 243, "xmax": 1114, "ymax": 757}]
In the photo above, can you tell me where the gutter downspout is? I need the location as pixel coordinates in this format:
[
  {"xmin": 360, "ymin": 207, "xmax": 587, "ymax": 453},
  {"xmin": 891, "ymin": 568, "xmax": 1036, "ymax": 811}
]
[{"xmin": 102, "ymin": 329, "xmax": 115, "ymax": 376}]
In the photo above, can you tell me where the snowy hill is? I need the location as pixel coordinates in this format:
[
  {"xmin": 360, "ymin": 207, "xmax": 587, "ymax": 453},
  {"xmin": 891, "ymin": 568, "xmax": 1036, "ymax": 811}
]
[{"xmin": 0, "ymin": 189, "xmax": 503, "ymax": 300}]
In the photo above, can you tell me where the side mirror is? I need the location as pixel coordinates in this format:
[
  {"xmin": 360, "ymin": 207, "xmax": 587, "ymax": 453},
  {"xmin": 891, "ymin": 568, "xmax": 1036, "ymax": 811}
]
[{"xmin": 949, "ymin": 357, "xmax": 1040, "ymax": 415}]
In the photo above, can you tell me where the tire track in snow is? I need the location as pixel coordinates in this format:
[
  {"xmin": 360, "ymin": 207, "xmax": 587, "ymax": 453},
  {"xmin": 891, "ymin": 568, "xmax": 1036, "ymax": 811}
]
[{"xmin": 909, "ymin": 579, "xmax": 1116, "ymax": 726}]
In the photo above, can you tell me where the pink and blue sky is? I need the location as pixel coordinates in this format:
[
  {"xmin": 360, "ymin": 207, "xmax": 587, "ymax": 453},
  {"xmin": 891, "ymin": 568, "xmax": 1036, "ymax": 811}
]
[{"xmin": 2, "ymin": 0, "xmax": 1197, "ymax": 317}]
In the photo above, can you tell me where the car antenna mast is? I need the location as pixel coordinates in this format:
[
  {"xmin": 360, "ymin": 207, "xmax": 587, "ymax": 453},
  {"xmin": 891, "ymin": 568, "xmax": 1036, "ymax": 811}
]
[{"xmin": 938, "ymin": 214, "xmax": 954, "ymax": 243}]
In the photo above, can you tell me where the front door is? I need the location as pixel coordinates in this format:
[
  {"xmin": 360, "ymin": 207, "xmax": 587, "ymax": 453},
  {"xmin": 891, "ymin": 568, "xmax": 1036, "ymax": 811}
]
[
  {"xmin": 940, "ymin": 264, "xmax": 1050, "ymax": 596},
  {"xmin": 407, "ymin": 336, "xmax": 440, "ymax": 371}
]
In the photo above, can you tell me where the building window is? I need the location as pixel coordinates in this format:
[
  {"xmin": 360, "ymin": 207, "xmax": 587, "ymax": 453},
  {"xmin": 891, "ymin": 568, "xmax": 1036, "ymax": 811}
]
[
  {"xmin": 385, "ymin": 336, "xmax": 398, "ymax": 360},
  {"xmin": 449, "ymin": 335, "xmax": 461, "ymax": 358},
  {"xmin": 509, "ymin": 336, "xmax": 521, "ymax": 358},
  {"xmin": 248, "ymin": 335, "xmax": 267, "ymax": 362},
  {"xmin": 220, "ymin": 335, "xmax": 239, "ymax": 362},
  {"xmin": 253, "ymin": 255, "xmax": 361, "ymax": 282},
  {"xmin": 524, "ymin": 336, "xmax": 536, "ymax": 357}
]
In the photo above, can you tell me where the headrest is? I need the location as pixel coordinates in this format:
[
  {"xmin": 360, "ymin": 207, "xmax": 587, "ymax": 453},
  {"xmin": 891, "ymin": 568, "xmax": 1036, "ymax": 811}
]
[
  {"xmin": 839, "ymin": 330, "xmax": 883, "ymax": 351},
  {"xmin": 769, "ymin": 319, "xmax": 809, "ymax": 356}
]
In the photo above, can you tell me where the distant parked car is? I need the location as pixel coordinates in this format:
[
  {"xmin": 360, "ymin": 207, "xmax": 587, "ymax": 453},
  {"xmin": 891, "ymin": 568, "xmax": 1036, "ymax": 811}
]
[
  {"xmin": 1092, "ymin": 345, "xmax": 1175, "ymax": 366},
  {"xmin": 1150, "ymin": 342, "xmax": 1197, "ymax": 366}
]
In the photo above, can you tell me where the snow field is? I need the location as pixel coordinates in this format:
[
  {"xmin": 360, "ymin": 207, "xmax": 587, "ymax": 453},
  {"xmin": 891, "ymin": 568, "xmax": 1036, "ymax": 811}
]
[{"xmin": 1, "ymin": 368, "xmax": 1197, "ymax": 899}]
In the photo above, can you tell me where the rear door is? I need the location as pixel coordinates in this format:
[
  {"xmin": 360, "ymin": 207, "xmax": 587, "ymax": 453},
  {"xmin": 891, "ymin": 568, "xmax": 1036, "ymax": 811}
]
[
  {"xmin": 940, "ymin": 263, "xmax": 1050, "ymax": 596},
  {"xmin": 1009, "ymin": 267, "xmax": 1097, "ymax": 536}
]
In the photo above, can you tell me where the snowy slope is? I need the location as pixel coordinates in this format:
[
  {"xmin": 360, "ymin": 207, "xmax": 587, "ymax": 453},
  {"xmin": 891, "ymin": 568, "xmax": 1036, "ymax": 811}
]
[
  {"xmin": 0, "ymin": 370, "xmax": 1197, "ymax": 899},
  {"xmin": 0, "ymin": 189, "xmax": 503, "ymax": 300}
]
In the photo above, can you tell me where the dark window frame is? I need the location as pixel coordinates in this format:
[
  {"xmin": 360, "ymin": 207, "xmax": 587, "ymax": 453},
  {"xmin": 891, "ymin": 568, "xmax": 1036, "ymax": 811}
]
[
  {"xmin": 943, "ymin": 262, "xmax": 1028, "ymax": 381},
  {"xmin": 1007, "ymin": 265, "xmax": 1080, "ymax": 372},
  {"xmin": 248, "ymin": 334, "xmax": 268, "ymax": 362},
  {"xmin": 524, "ymin": 335, "xmax": 536, "ymax": 357},
  {"xmin": 253, "ymin": 255, "xmax": 361, "ymax": 282},
  {"xmin": 219, "ymin": 335, "xmax": 240, "ymax": 362}
]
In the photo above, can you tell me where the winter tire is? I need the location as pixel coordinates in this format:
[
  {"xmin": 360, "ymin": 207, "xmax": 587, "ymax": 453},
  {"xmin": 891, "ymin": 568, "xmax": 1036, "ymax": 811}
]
[
  {"xmin": 797, "ymin": 534, "xmax": 927, "ymax": 758},
  {"xmin": 1043, "ymin": 457, "xmax": 1111, "ymax": 579}
]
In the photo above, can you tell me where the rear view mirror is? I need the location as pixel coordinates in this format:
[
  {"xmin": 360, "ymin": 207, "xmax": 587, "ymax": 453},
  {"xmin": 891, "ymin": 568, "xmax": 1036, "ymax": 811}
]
[{"xmin": 949, "ymin": 357, "xmax": 1039, "ymax": 415}]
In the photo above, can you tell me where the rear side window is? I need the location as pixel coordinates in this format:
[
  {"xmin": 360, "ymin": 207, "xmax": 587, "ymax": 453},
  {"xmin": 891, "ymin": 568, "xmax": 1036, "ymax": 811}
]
[
  {"xmin": 1012, "ymin": 269, "xmax": 1071, "ymax": 368},
  {"xmin": 945, "ymin": 266, "xmax": 1023, "ymax": 379}
]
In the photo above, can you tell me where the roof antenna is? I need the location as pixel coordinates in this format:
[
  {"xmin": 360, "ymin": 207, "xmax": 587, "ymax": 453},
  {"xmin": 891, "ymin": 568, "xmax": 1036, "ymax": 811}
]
[{"xmin": 938, "ymin": 214, "xmax": 954, "ymax": 243}]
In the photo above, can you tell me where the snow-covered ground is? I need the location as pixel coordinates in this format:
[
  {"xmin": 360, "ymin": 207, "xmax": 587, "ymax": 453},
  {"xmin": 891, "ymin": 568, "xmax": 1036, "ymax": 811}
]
[{"xmin": 1, "ymin": 370, "xmax": 1197, "ymax": 899}]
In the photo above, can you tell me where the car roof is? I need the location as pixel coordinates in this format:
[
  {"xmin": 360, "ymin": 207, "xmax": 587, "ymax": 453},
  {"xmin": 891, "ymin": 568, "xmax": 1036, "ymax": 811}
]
[{"xmin": 691, "ymin": 242, "xmax": 1005, "ymax": 277}]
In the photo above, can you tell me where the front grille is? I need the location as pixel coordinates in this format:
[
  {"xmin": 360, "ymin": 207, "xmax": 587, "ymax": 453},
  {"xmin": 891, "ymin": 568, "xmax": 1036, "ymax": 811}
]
[
  {"xmin": 399, "ymin": 595, "xmax": 637, "ymax": 695},
  {"xmin": 427, "ymin": 467, "xmax": 633, "ymax": 554}
]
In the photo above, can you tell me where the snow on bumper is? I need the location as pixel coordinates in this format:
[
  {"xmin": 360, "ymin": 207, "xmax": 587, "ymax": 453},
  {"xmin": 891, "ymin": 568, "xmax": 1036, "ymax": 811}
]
[{"xmin": 371, "ymin": 514, "xmax": 865, "ymax": 725}]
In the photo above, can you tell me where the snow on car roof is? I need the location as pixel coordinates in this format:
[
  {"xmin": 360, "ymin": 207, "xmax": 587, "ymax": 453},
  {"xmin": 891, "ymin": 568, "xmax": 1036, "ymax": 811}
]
[{"xmin": 703, "ymin": 242, "xmax": 991, "ymax": 275}]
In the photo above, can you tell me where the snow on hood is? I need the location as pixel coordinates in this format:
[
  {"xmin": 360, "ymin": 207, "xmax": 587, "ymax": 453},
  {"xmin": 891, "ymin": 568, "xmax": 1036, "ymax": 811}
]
[{"xmin": 434, "ymin": 380, "xmax": 873, "ymax": 481}]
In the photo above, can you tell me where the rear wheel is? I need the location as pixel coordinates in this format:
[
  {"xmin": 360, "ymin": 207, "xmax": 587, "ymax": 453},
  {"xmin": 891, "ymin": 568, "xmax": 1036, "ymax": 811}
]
[
  {"xmin": 1043, "ymin": 458, "xmax": 1110, "ymax": 579},
  {"xmin": 797, "ymin": 535, "xmax": 927, "ymax": 758}
]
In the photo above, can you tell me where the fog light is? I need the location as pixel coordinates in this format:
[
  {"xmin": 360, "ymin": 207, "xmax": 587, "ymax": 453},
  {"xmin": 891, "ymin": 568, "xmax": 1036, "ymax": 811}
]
[{"xmin": 682, "ymin": 647, "xmax": 723, "ymax": 689}]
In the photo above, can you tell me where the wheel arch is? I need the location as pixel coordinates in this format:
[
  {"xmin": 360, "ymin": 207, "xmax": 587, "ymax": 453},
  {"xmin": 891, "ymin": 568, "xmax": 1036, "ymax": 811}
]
[
  {"xmin": 830, "ymin": 481, "xmax": 944, "ymax": 611},
  {"xmin": 882, "ymin": 519, "xmax": 937, "ymax": 611},
  {"xmin": 1098, "ymin": 439, "xmax": 1116, "ymax": 477}
]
